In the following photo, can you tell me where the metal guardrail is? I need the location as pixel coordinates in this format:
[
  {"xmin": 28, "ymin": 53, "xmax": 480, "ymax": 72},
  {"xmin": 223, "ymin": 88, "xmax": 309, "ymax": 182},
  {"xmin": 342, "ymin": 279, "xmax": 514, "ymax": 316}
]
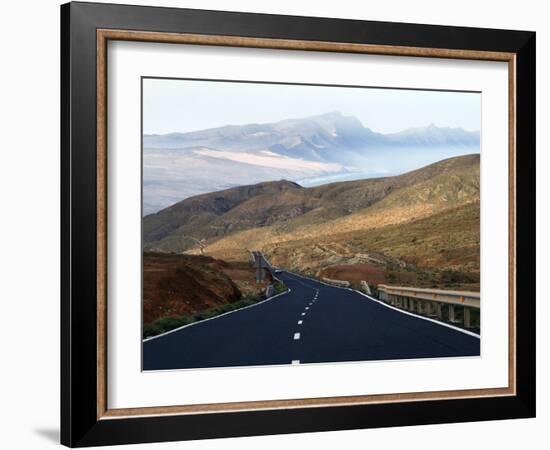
[
  {"xmin": 377, "ymin": 284, "xmax": 480, "ymax": 328},
  {"xmin": 321, "ymin": 277, "xmax": 351, "ymax": 288},
  {"xmin": 378, "ymin": 285, "xmax": 480, "ymax": 308}
]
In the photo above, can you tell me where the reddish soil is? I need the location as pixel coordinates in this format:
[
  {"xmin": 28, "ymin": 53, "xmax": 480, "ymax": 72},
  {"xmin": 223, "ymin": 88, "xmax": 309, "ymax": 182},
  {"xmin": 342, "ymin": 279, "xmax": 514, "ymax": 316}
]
[
  {"xmin": 143, "ymin": 253, "xmax": 270, "ymax": 324},
  {"xmin": 318, "ymin": 263, "xmax": 387, "ymax": 286}
]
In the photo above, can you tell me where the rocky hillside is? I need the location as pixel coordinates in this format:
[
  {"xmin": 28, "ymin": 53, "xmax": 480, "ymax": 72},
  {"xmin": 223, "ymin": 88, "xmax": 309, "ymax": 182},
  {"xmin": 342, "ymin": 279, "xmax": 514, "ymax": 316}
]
[
  {"xmin": 145, "ymin": 155, "xmax": 479, "ymax": 249},
  {"xmin": 143, "ymin": 180, "xmax": 301, "ymax": 247},
  {"xmin": 144, "ymin": 154, "xmax": 480, "ymax": 290}
]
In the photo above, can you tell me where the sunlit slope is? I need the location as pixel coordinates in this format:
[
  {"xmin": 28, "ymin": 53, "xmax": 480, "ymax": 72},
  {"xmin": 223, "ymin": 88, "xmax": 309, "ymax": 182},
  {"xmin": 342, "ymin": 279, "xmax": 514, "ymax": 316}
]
[{"xmin": 144, "ymin": 154, "xmax": 480, "ymax": 288}]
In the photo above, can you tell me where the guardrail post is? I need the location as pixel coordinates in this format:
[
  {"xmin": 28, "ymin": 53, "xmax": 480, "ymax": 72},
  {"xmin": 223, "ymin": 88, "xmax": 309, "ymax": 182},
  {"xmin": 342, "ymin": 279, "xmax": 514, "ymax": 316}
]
[
  {"xmin": 448, "ymin": 304, "xmax": 456, "ymax": 322},
  {"xmin": 255, "ymin": 253, "xmax": 264, "ymax": 283},
  {"xmin": 464, "ymin": 307, "xmax": 471, "ymax": 328},
  {"xmin": 425, "ymin": 302, "xmax": 432, "ymax": 315},
  {"xmin": 409, "ymin": 299, "xmax": 416, "ymax": 312},
  {"xmin": 435, "ymin": 303, "xmax": 442, "ymax": 319},
  {"xmin": 360, "ymin": 280, "xmax": 372, "ymax": 295},
  {"xmin": 417, "ymin": 301, "xmax": 423, "ymax": 314}
]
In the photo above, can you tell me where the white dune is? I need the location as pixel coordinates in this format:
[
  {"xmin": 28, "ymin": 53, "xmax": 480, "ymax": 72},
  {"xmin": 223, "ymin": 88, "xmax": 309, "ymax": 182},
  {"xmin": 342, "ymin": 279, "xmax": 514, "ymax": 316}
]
[{"xmin": 194, "ymin": 148, "xmax": 342, "ymax": 172}]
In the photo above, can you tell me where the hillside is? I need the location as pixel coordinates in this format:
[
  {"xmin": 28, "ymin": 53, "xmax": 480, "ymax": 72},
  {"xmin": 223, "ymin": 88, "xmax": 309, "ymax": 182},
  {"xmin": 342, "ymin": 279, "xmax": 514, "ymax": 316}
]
[
  {"xmin": 144, "ymin": 154, "xmax": 480, "ymax": 290},
  {"xmin": 272, "ymin": 202, "xmax": 480, "ymax": 290},
  {"xmin": 143, "ymin": 253, "xmax": 272, "ymax": 328},
  {"xmin": 145, "ymin": 154, "xmax": 479, "ymax": 247},
  {"xmin": 143, "ymin": 179, "xmax": 301, "ymax": 247}
]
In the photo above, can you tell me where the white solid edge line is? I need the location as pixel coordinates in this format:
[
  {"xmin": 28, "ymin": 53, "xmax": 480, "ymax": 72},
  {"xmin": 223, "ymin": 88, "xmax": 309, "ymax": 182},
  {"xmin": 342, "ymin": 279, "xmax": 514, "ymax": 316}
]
[
  {"xmin": 283, "ymin": 270, "xmax": 480, "ymax": 339},
  {"xmin": 353, "ymin": 290, "xmax": 481, "ymax": 339},
  {"xmin": 291, "ymin": 360, "xmax": 300, "ymax": 365},
  {"xmin": 143, "ymin": 288, "xmax": 292, "ymax": 342}
]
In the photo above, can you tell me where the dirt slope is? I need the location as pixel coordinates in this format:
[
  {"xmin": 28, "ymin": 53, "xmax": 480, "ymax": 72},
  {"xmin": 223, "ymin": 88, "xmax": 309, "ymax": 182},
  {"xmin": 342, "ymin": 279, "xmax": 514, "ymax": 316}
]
[{"xmin": 143, "ymin": 253, "xmax": 270, "ymax": 324}]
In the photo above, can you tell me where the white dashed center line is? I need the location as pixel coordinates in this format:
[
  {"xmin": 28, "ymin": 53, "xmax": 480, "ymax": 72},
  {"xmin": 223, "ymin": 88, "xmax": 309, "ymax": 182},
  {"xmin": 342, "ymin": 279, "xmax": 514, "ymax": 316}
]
[
  {"xmin": 301, "ymin": 312, "xmax": 306, "ymax": 316},
  {"xmin": 297, "ymin": 320, "xmax": 303, "ymax": 325},
  {"xmin": 305, "ymin": 307, "xmax": 309, "ymax": 310},
  {"xmin": 293, "ymin": 333, "xmax": 301, "ymax": 340}
]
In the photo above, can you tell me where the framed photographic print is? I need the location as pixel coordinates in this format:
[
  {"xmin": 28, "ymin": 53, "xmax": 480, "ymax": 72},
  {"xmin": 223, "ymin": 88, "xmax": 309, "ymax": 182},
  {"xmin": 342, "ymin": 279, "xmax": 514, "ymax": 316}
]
[{"xmin": 61, "ymin": 1, "xmax": 536, "ymax": 447}]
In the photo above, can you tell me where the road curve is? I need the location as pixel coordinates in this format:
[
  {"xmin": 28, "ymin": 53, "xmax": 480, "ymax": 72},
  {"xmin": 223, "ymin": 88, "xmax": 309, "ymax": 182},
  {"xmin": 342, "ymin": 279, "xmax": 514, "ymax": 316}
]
[{"xmin": 142, "ymin": 258, "xmax": 480, "ymax": 370}]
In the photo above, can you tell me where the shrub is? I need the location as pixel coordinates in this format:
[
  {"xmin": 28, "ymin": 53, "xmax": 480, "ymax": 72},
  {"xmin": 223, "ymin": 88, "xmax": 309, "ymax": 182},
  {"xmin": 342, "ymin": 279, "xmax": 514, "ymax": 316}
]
[
  {"xmin": 143, "ymin": 322, "xmax": 163, "ymax": 338},
  {"xmin": 155, "ymin": 316, "xmax": 188, "ymax": 332},
  {"xmin": 272, "ymin": 281, "xmax": 287, "ymax": 294}
]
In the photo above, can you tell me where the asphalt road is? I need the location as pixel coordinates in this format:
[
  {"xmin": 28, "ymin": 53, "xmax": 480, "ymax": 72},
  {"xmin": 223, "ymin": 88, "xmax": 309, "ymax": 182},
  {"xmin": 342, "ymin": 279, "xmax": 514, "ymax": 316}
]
[{"xmin": 143, "ymin": 254, "xmax": 480, "ymax": 370}]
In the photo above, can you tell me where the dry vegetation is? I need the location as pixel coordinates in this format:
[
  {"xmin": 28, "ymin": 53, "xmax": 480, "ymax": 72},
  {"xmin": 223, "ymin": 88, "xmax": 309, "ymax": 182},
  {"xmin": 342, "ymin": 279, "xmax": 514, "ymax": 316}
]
[
  {"xmin": 199, "ymin": 158, "xmax": 480, "ymax": 290},
  {"xmin": 144, "ymin": 155, "xmax": 481, "ymax": 311}
]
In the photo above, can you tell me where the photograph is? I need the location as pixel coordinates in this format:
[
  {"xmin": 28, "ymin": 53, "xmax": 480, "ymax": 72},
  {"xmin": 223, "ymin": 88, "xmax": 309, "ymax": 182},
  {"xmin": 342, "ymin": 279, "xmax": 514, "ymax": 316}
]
[{"xmin": 141, "ymin": 78, "xmax": 482, "ymax": 371}]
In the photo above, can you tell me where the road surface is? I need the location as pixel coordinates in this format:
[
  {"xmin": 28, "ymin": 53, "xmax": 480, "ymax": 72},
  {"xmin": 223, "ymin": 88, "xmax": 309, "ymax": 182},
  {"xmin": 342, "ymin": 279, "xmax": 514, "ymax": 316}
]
[{"xmin": 143, "ymin": 254, "xmax": 479, "ymax": 370}]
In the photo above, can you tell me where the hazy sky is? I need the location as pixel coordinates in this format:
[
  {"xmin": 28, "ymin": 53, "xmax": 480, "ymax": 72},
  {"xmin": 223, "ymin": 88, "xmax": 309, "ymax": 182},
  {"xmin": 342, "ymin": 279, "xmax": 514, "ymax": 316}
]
[{"xmin": 143, "ymin": 78, "xmax": 480, "ymax": 135}]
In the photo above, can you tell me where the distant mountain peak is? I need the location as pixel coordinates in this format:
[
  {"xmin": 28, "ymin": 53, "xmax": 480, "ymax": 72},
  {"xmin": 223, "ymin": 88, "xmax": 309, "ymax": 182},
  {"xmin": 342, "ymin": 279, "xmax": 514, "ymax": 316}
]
[
  {"xmin": 385, "ymin": 124, "xmax": 480, "ymax": 147},
  {"xmin": 142, "ymin": 114, "xmax": 480, "ymax": 213},
  {"xmin": 144, "ymin": 113, "xmax": 479, "ymax": 153}
]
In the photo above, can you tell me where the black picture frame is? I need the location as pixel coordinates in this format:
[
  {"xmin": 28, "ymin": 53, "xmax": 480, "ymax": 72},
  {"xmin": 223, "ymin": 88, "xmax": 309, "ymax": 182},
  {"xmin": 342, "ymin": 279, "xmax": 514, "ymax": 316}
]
[{"xmin": 61, "ymin": 1, "xmax": 536, "ymax": 447}]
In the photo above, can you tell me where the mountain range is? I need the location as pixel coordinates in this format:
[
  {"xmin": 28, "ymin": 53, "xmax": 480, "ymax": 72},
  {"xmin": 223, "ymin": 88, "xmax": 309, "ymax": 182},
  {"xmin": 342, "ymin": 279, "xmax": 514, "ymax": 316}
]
[
  {"xmin": 144, "ymin": 111, "xmax": 479, "ymax": 158},
  {"xmin": 143, "ymin": 112, "xmax": 480, "ymax": 214}
]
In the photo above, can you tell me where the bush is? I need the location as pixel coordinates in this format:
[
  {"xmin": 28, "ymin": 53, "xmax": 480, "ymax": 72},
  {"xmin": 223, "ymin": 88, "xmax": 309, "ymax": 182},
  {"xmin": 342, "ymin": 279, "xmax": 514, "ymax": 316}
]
[
  {"xmin": 192, "ymin": 312, "xmax": 207, "ymax": 321},
  {"xmin": 273, "ymin": 281, "xmax": 287, "ymax": 294},
  {"xmin": 240, "ymin": 292, "xmax": 262, "ymax": 305},
  {"xmin": 143, "ymin": 316, "xmax": 190, "ymax": 338},
  {"xmin": 143, "ymin": 322, "xmax": 163, "ymax": 338},
  {"xmin": 155, "ymin": 316, "xmax": 188, "ymax": 331}
]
